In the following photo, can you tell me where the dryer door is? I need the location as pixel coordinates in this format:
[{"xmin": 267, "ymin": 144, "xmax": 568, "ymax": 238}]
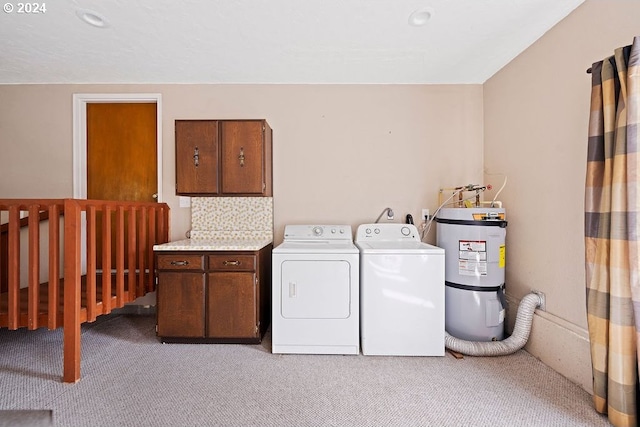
[{"xmin": 280, "ymin": 260, "xmax": 351, "ymax": 319}]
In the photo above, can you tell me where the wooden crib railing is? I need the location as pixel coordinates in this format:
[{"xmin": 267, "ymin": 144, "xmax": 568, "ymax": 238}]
[{"xmin": 0, "ymin": 198, "xmax": 170, "ymax": 383}]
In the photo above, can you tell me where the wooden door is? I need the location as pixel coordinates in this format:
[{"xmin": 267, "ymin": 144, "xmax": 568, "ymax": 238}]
[
  {"xmin": 220, "ymin": 121, "xmax": 264, "ymax": 194},
  {"xmin": 87, "ymin": 103, "xmax": 157, "ymax": 202},
  {"xmin": 86, "ymin": 103, "xmax": 157, "ymax": 268}
]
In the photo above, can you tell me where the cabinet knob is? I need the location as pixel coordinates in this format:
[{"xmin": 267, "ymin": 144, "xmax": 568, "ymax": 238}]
[{"xmin": 238, "ymin": 147, "xmax": 245, "ymax": 167}]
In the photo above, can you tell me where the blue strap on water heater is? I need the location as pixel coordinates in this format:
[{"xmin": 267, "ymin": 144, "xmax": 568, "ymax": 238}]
[
  {"xmin": 435, "ymin": 218, "xmax": 508, "ymax": 228},
  {"xmin": 445, "ymin": 281, "xmax": 505, "ymax": 293}
]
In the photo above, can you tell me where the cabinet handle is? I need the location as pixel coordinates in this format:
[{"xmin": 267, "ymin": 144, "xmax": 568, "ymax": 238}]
[
  {"xmin": 170, "ymin": 260, "xmax": 190, "ymax": 266},
  {"xmin": 238, "ymin": 147, "xmax": 245, "ymax": 167},
  {"xmin": 193, "ymin": 147, "xmax": 200, "ymax": 167},
  {"xmin": 223, "ymin": 260, "xmax": 241, "ymax": 266}
]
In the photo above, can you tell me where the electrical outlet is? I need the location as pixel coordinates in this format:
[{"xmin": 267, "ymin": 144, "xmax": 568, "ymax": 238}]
[
  {"xmin": 422, "ymin": 208, "xmax": 430, "ymax": 221},
  {"xmin": 179, "ymin": 196, "xmax": 191, "ymax": 208},
  {"xmin": 531, "ymin": 290, "xmax": 546, "ymax": 311}
]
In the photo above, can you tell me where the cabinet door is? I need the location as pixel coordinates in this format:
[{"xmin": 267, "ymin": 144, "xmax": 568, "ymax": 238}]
[
  {"xmin": 175, "ymin": 120, "xmax": 219, "ymax": 195},
  {"xmin": 207, "ymin": 272, "xmax": 258, "ymax": 338},
  {"xmin": 220, "ymin": 121, "xmax": 264, "ymax": 194},
  {"xmin": 157, "ymin": 271, "xmax": 206, "ymax": 337}
]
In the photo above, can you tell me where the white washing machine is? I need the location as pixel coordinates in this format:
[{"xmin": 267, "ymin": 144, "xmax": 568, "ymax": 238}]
[
  {"xmin": 272, "ymin": 225, "xmax": 359, "ymax": 355},
  {"xmin": 356, "ymin": 223, "xmax": 445, "ymax": 356}
]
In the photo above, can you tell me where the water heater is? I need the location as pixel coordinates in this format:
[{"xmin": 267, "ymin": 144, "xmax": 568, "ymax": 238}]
[{"xmin": 436, "ymin": 207, "xmax": 507, "ymax": 341}]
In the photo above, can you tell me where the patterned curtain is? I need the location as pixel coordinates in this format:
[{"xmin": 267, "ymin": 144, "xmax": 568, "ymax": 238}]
[{"xmin": 585, "ymin": 36, "xmax": 640, "ymax": 427}]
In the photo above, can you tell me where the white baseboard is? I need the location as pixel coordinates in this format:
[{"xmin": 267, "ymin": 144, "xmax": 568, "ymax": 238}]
[{"xmin": 505, "ymin": 294, "xmax": 593, "ymax": 394}]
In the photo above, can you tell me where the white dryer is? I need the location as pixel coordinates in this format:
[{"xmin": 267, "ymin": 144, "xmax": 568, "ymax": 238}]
[
  {"xmin": 356, "ymin": 223, "xmax": 445, "ymax": 356},
  {"xmin": 272, "ymin": 225, "xmax": 359, "ymax": 355}
]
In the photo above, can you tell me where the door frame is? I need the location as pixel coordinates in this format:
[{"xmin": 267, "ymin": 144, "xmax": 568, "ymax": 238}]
[{"xmin": 72, "ymin": 93, "xmax": 163, "ymax": 201}]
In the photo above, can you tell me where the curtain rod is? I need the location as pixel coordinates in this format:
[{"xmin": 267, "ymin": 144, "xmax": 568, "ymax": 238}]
[{"xmin": 587, "ymin": 43, "xmax": 632, "ymax": 74}]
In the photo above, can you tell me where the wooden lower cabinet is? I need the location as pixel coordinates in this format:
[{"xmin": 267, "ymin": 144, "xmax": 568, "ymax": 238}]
[
  {"xmin": 155, "ymin": 245, "xmax": 271, "ymax": 343},
  {"xmin": 157, "ymin": 271, "xmax": 206, "ymax": 338}
]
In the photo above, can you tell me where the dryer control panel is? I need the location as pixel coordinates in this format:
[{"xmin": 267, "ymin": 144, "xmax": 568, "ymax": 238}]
[{"xmin": 283, "ymin": 225, "xmax": 353, "ymax": 241}]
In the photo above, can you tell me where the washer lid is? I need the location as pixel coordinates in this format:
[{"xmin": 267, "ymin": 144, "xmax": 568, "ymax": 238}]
[{"xmin": 356, "ymin": 240, "xmax": 444, "ymax": 254}]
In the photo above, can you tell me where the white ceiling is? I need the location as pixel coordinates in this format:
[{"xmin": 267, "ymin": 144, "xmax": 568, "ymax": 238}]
[{"xmin": 0, "ymin": 0, "xmax": 584, "ymax": 85}]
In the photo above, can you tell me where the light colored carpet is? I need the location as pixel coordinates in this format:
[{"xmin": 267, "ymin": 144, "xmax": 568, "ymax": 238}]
[
  {"xmin": 0, "ymin": 312, "xmax": 612, "ymax": 427},
  {"xmin": 0, "ymin": 410, "xmax": 52, "ymax": 426}
]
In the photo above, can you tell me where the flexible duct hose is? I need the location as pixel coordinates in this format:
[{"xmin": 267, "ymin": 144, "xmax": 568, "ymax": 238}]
[{"xmin": 444, "ymin": 292, "xmax": 543, "ymax": 356}]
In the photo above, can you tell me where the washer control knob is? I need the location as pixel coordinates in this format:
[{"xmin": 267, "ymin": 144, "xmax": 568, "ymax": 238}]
[
  {"xmin": 374, "ymin": 228, "xmax": 380, "ymax": 234},
  {"xmin": 312, "ymin": 226, "xmax": 323, "ymax": 236},
  {"xmin": 340, "ymin": 229, "xmax": 345, "ymax": 234},
  {"xmin": 331, "ymin": 229, "xmax": 336, "ymax": 234},
  {"xmin": 366, "ymin": 228, "xmax": 372, "ymax": 234},
  {"xmin": 401, "ymin": 226, "xmax": 411, "ymax": 236}
]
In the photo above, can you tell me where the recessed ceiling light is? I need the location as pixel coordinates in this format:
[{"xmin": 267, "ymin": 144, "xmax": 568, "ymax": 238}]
[
  {"xmin": 76, "ymin": 9, "xmax": 109, "ymax": 28},
  {"xmin": 408, "ymin": 7, "xmax": 435, "ymax": 26}
]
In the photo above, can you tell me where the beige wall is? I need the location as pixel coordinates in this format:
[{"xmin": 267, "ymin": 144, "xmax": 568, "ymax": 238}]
[
  {"xmin": 0, "ymin": 84, "xmax": 484, "ymax": 244},
  {"xmin": 484, "ymin": 0, "xmax": 640, "ymax": 392}
]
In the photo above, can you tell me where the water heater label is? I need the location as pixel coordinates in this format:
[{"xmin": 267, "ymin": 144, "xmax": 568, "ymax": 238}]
[
  {"xmin": 499, "ymin": 244, "xmax": 506, "ymax": 268},
  {"xmin": 458, "ymin": 240, "xmax": 487, "ymax": 276}
]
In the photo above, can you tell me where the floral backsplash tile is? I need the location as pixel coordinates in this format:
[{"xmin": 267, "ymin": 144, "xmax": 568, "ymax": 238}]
[
  {"xmin": 191, "ymin": 197, "xmax": 273, "ymax": 240},
  {"xmin": 189, "ymin": 230, "xmax": 272, "ymax": 240}
]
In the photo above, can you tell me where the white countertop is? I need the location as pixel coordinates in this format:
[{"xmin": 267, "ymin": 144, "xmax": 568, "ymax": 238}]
[{"xmin": 153, "ymin": 238, "xmax": 272, "ymax": 252}]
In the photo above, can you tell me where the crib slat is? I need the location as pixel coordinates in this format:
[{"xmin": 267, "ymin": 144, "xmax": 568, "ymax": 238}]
[
  {"xmin": 0, "ymin": 214, "xmax": 4, "ymax": 314},
  {"xmin": 137, "ymin": 207, "xmax": 147, "ymax": 297},
  {"xmin": 48, "ymin": 204, "xmax": 60, "ymax": 329},
  {"xmin": 158, "ymin": 205, "xmax": 169, "ymax": 244},
  {"xmin": 27, "ymin": 205, "xmax": 40, "ymax": 330},
  {"xmin": 86, "ymin": 206, "xmax": 97, "ymax": 322},
  {"xmin": 115, "ymin": 206, "xmax": 125, "ymax": 307},
  {"xmin": 7, "ymin": 206, "xmax": 20, "ymax": 330},
  {"xmin": 147, "ymin": 208, "xmax": 157, "ymax": 292},
  {"xmin": 101, "ymin": 205, "xmax": 113, "ymax": 313},
  {"xmin": 127, "ymin": 206, "xmax": 136, "ymax": 301}
]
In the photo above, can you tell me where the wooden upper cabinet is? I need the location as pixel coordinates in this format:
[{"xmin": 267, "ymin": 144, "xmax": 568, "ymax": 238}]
[
  {"xmin": 175, "ymin": 120, "xmax": 219, "ymax": 195},
  {"xmin": 221, "ymin": 121, "xmax": 264, "ymax": 194},
  {"xmin": 175, "ymin": 119, "xmax": 272, "ymax": 196}
]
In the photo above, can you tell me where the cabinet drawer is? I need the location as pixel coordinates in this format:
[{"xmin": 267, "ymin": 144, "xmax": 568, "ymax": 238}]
[
  {"xmin": 157, "ymin": 254, "xmax": 205, "ymax": 271},
  {"xmin": 208, "ymin": 254, "xmax": 256, "ymax": 272}
]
